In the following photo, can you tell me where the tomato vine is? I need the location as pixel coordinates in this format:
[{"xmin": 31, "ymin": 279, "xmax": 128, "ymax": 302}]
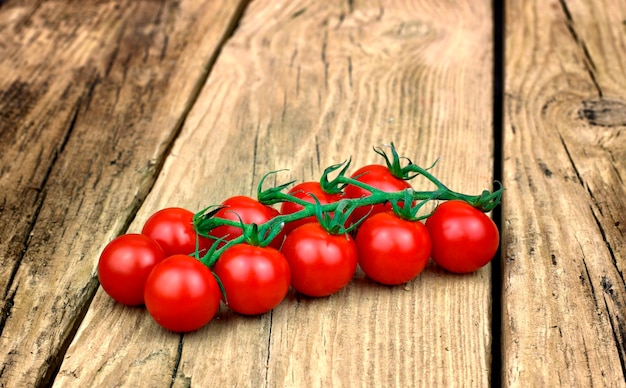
[{"xmin": 193, "ymin": 143, "xmax": 503, "ymax": 268}]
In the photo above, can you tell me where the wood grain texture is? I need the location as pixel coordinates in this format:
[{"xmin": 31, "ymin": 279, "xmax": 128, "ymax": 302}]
[
  {"xmin": 58, "ymin": 0, "xmax": 496, "ymax": 386},
  {"xmin": 503, "ymin": 0, "xmax": 626, "ymax": 385},
  {"xmin": 0, "ymin": 1, "xmax": 247, "ymax": 386}
]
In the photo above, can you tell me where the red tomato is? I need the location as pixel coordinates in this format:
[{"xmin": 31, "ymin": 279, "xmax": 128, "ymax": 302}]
[
  {"xmin": 144, "ymin": 255, "xmax": 221, "ymax": 332},
  {"xmin": 281, "ymin": 222, "xmax": 357, "ymax": 297},
  {"xmin": 279, "ymin": 182, "xmax": 343, "ymax": 235},
  {"xmin": 425, "ymin": 200, "xmax": 499, "ymax": 273},
  {"xmin": 98, "ymin": 234, "xmax": 166, "ymax": 306},
  {"xmin": 142, "ymin": 207, "xmax": 212, "ymax": 257},
  {"xmin": 214, "ymin": 244, "xmax": 290, "ymax": 315},
  {"xmin": 355, "ymin": 212, "xmax": 431, "ymax": 285},
  {"xmin": 344, "ymin": 165, "xmax": 411, "ymax": 226},
  {"xmin": 208, "ymin": 196, "xmax": 284, "ymax": 249}
]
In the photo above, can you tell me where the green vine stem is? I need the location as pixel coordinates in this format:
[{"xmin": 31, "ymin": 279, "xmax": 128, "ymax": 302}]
[{"xmin": 194, "ymin": 145, "xmax": 503, "ymax": 268}]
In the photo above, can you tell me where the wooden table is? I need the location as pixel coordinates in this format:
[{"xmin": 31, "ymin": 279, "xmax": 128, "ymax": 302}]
[{"xmin": 1, "ymin": 1, "xmax": 624, "ymax": 386}]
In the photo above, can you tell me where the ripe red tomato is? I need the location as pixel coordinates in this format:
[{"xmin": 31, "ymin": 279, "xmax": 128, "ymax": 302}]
[
  {"xmin": 144, "ymin": 255, "xmax": 221, "ymax": 332},
  {"xmin": 98, "ymin": 234, "xmax": 166, "ymax": 306},
  {"xmin": 279, "ymin": 182, "xmax": 343, "ymax": 235},
  {"xmin": 281, "ymin": 222, "xmax": 357, "ymax": 297},
  {"xmin": 142, "ymin": 207, "xmax": 212, "ymax": 257},
  {"xmin": 344, "ymin": 165, "xmax": 411, "ymax": 226},
  {"xmin": 213, "ymin": 244, "xmax": 290, "ymax": 315},
  {"xmin": 355, "ymin": 212, "xmax": 431, "ymax": 285},
  {"xmin": 425, "ymin": 200, "xmax": 499, "ymax": 273},
  {"xmin": 208, "ymin": 196, "xmax": 284, "ymax": 249}
]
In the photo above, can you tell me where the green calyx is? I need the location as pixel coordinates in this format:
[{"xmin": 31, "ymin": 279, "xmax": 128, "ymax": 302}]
[
  {"xmin": 373, "ymin": 142, "xmax": 427, "ymax": 180},
  {"xmin": 319, "ymin": 159, "xmax": 352, "ymax": 195},
  {"xmin": 256, "ymin": 170, "xmax": 296, "ymax": 206},
  {"xmin": 310, "ymin": 196, "xmax": 360, "ymax": 235},
  {"xmin": 389, "ymin": 188, "xmax": 428, "ymax": 222}
]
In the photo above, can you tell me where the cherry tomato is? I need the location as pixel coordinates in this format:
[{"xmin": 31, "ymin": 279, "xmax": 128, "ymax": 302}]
[
  {"xmin": 208, "ymin": 196, "xmax": 284, "ymax": 249},
  {"xmin": 425, "ymin": 200, "xmax": 499, "ymax": 273},
  {"xmin": 141, "ymin": 207, "xmax": 212, "ymax": 257},
  {"xmin": 355, "ymin": 212, "xmax": 431, "ymax": 285},
  {"xmin": 97, "ymin": 234, "xmax": 166, "ymax": 306},
  {"xmin": 279, "ymin": 182, "xmax": 343, "ymax": 235},
  {"xmin": 281, "ymin": 222, "xmax": 357, "ymax": 297},
  {"xmin": 344, "ymin": 165, "xmax": 411, "ymax": 226},
  {"xmin": 214, "ymin": 244, "xmax": 290, "ymax": 315},
  {"xmin": 144, "ymin": 255, "xmax": 221, "ymax": 332}
]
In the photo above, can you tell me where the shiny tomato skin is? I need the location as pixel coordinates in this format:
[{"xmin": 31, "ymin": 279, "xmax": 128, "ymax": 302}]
[
  {"xmin": 355, "ymin": 212, "xmax": 431, "ymax": 285},
  {"xmin": 425, "ymin": 200, "xmax": 499, "ymax": 273},
  {"xmin": 214, "ymin": 244, "xmax": 290, "ymax": 315},
  {"xmin": 141, "ymin": 207, "xmax": 212, "ymax": 257},
  {"xmin": 344, "ymin": 165, "xmax": 411, "ymax": 226},
  {"xmin": 209, "ymin": 196, "xmax": 284, "ymax": 249},
  {"xmin": 98, "ymin": 234, "xmax": 166, "ymax": 306},
  {"xmin": 144, "ymin": 255, "xmax": 221, "ymax": 332},
  {"xmin": 279, "ymin": 182, "xmax": 343, "ymax": 235},
  {"xmin": 281, "ymin": 222, "xmax": 357, "ymax": 297}
]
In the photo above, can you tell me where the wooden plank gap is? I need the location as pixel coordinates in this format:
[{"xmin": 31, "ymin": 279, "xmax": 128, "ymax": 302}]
[{"xmin": 492, "ymin": 0, "xmax": 506, "ymax": 386}]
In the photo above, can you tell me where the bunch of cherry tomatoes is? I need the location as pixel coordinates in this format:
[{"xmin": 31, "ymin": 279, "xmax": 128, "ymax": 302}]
[{"xmin": 98, "ymin": 145, "xmax": 501, "ymax": 332}]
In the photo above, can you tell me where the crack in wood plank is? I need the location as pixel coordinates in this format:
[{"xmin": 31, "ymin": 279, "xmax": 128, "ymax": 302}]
[
  {"xmin": 558, "ymin": 0, "xmax": 603, "ymax": 96},
  {"xmin": 0, "ymin": 92, "xmax": 82, "ymax": 334}
]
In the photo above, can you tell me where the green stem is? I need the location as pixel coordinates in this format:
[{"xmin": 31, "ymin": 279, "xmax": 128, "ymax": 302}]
[
  {"xmin": 195, "ymin": 147, "xmax": 503, "ymax": 266},
  {"xmin": 195, "ymin": 172, "xmax": 502, "ymax": 267}
]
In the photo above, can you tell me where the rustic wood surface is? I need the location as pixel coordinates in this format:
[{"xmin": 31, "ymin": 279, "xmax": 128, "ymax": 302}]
[
  {"xmin": 502, "ymin": 0, "xmax": 626, "ymax": 386},
  {"xmin": 0, "ymin": 0, "xmax": 623, "ymax": 387}
]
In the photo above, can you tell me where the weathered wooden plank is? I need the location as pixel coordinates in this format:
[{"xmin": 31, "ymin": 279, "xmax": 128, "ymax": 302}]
[
  {"xmin": 58, "ymin": 0, "xmax": 496, "ymax": 386},
  {"xmin": 0, "ymin": 1, "xmax": 247, "ymax": 386},
  {"xmin": 503, "ymin": 0, "xmax": 626, "ymax": 385}
]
